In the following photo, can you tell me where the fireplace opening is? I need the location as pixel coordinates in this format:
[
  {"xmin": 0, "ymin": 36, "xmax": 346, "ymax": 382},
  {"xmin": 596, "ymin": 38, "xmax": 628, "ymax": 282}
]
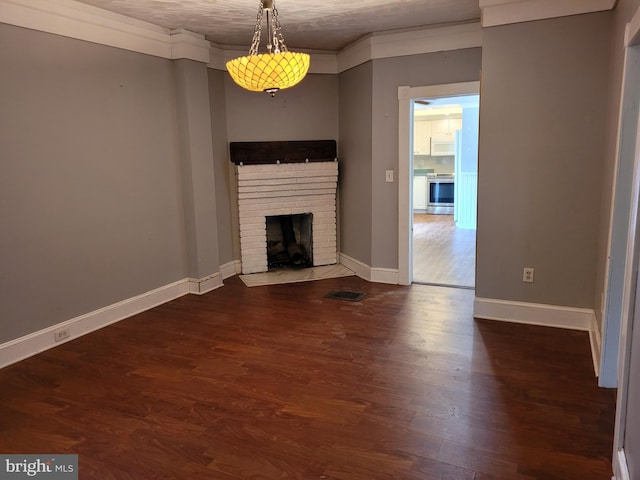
[{"xmin": 266, "ymin": 213, "xmax": 313, "ymax": 269}]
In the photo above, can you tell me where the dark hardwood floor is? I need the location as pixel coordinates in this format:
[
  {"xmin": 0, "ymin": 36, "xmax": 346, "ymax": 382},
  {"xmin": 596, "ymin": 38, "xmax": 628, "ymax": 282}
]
[{"xmin": 0, "ymin": 275, "xmax": 615, "ymax": 479}]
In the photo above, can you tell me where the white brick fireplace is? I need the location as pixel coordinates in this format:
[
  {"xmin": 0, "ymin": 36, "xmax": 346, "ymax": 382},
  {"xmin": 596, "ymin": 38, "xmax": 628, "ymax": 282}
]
[{"xmin": 236, "ymin": 161, "xmax": 338, "ymax": 274}]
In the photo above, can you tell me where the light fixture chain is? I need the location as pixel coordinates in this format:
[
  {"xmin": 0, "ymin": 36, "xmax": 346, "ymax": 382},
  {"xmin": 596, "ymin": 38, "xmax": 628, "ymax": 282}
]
[
  {"xmin": 271, "ymin": 5, "xmax": 288, "ymax": 52},
  {"xmin": 249, "ymin": 0, "xmax": 264, "ymax": 55}
]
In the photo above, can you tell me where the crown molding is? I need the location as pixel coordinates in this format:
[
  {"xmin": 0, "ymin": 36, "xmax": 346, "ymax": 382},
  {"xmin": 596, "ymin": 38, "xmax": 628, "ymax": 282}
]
[
  {"xmin": 1, "ymin": 0, "xmax": 481, "ymax": 74},
  {"xmin": 0, "ymin": 0, "xmax": 210, "ymax": 62},
  {"xmin": 338, "ymin": 22, "xmax": 482, "ymax": 73},
  {"xmin": 0, "ymin": 0, "xmax": 172, "ymax": 58},
  {"xmin": 480, "ymin": 0, "xmax": 616, "ymax": 27},
  {"xmin": 1, "ymin": 0, "xmax": 618, "ymax": 69},
  {"xmin": 337, "ymin": 36, "xmax": 374, "ymax": 73},
  {"xmin": 371, "ymin": 22, "xmax": 482, "ymax": 61},
  {"xmin": 302, "ymin": 51, "xmax": 339, "ymax": 74},
  {"xmin": 170, "ymin": 29, "xmax": 211, "ymax": 64}
]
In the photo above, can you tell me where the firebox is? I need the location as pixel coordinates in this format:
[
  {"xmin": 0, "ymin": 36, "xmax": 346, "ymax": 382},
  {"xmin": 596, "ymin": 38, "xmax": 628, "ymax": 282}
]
[{"xmin": 266, "ymin": 213, "xmax": 313, "ymax": 269}]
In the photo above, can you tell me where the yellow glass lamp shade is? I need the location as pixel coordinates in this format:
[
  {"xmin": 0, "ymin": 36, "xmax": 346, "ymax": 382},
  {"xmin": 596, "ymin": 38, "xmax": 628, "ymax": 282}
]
[{"xmin": 226, "ymin": 51, "xmax": 310, "ymax": 95}]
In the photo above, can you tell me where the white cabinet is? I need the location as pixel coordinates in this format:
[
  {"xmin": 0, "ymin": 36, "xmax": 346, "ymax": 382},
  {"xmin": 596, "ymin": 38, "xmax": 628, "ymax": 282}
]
[
  {"xmin": 429, "ymin": 118, "xmax": 461, "ymax": 156},
  {"xmin": 413, "ymin": 120, "xmax": 431, "ymax": 155},
  {"xmin": 414, "ymin": 117, "xmax": 462, "ymax": 156},
  {"xmin": 431, "ymin": 118, "xmax": 462, "ymax": 136},
  {"xmin": 431, "ymin": 137, "xmax": 456, "ymax": 156},
  {"xmin": 413, "ymin": 175, "xmax": 427, "ymax": 210}
]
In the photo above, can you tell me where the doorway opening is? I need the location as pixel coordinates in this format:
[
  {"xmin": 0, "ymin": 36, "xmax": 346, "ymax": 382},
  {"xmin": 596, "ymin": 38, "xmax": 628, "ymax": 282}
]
[
  {"xmin": 411, "ymin": 94, "xmax": 479, "ymax": 288},
  {"xmin": 397, "ymin": 82, "xmax": 480, "ymax": 287}
]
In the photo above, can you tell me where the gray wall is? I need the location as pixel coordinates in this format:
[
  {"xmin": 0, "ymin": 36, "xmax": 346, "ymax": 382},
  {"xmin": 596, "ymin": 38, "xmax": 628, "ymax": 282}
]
[
  {"xmin": 371, "ymin": 49, "xmax": 482, "ymax": 269},
  {"xmin": 208, "ymin": 69, "xmax": 236, "ymax": 266},
  {"xmin": 338, "ymin": 62, "xmax": 374, "ymax": 265},
  {"xmin": 0, "ymin": 24, "xmax": 187, "ymax": 343},
  {"xmin": 224, "ymin": 73, "xmax": 339, "ymax": 142},
  {"xmin": 174, "ymin": 59, "xmax": 220, "ymax": 279},
  {"xmin": 476, "ymin": 13, "xmax": 612, "ymax": 308}
]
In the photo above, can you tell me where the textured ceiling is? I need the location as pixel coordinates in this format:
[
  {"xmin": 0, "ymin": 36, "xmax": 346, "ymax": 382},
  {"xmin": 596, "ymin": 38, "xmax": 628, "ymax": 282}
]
[{"xmin": 74, "ymin": 0, "xmax": 481, "ymax": 51}]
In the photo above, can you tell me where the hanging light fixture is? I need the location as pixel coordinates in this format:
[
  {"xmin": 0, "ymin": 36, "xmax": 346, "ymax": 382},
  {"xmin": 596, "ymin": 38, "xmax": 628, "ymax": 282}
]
[{"xmin": 226, "ymin": 0, "xmax": 310, "ymax": 96}]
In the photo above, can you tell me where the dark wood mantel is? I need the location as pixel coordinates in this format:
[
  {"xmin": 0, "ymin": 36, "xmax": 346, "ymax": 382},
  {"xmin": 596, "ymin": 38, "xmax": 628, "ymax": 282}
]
[{"xmin": 229, "ymin": 140, "xmax": 337, "ymax": 165}]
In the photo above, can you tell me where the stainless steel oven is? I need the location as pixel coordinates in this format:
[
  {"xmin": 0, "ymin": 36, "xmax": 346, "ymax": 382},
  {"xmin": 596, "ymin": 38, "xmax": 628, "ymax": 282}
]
[{"xmin": 426, "ymin": 173, "xmax": 454, "ymax": 214}]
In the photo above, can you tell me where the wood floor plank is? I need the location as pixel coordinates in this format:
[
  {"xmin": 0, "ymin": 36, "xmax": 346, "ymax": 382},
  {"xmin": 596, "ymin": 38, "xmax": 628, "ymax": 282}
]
[
  {"xmin": 413, "ymin": 213, "xmax": 476, "ymax": 287},
  {"xmin": 0, "ymin": 275, "xmax": 615, "ymax": 479}
]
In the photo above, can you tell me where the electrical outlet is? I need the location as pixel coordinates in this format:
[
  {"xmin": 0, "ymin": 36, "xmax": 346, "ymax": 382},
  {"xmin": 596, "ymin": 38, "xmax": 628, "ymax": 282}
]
[
  {"xmin": 523, "ymin": 267, "xmax": 534, "ymax": 283},
  {"xmin": 54, "ymin": 328, "xmax": 70, "ymax": 342}
]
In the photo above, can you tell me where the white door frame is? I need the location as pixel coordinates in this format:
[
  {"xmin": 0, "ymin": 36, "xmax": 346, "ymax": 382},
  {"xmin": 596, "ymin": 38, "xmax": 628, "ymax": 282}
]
[
  {"xmin": 612, "ymin": 7, "xmax": 640, "ymax": 480},
  {"xmin": 613, "ymin": 95, "xmax": 640, "ymax": 480},
  {"xmin": 397, "ymin": 81, "xmax": 480, "ymax": 286}
]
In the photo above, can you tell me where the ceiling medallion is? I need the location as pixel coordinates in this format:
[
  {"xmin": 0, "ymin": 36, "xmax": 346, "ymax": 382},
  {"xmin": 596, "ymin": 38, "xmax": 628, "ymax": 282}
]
[{"xmin": 226, "ymin": 0, "xmax": 310, "ymax": 96}]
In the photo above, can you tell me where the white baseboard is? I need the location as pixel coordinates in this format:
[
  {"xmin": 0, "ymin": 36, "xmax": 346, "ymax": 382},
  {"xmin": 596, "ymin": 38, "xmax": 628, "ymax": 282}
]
[
  {"xmin": 0, "ymin": 272, "xmax": 227, "ymax": 370},
  {"xmin": 473, "ymin": 297, "xmax": 594, "ymax": 331},
  {"xmin": 188, "ymin": 272, "xmax": 223, "ymax": 294},
  {"xmin": 339, "ymin": 253, "xmax": 371, "ymax": 281},
  {"xmin": 339, "ymin": 253, "xmax": 399, "ymax": 284},
  {"xmin": 371, "ymin": 267, "xmax": 400, "ymax": 284},
  {"xmin": 614, "ymin": 449, "xmax": 630, "ymax": 480},
  {"xmin": 220, "ymin": 260, "xmax": 241, "ymax": 280},
  {"xmin": 474, "ymin": 297, "xmax": 600, "ymax": 374}
]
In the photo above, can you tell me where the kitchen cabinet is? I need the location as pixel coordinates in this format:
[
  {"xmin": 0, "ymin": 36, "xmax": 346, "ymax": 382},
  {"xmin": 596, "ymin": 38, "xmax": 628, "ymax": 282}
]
[
  {"xmin": 413, "ymin": 175, "xmax": 427, "ymax": 210},
  {"xmin": 431, "ymin": 118, "xmax": 462, "ymax": 137},
  {"xmin": 413, "ymin": 120, "xmax": 431, "ymax": 155}
]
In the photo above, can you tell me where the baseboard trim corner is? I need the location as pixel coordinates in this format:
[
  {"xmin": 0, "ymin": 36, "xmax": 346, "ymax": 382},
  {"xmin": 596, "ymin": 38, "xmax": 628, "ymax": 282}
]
[
  {"xmin": 188, "ymin": 272, "xmax": 224, "ymax": 295},
  {"xmin": 220, "ymin": 260, "xmax": 241, "ymax": 280},
  {"xmin": 339, "ymin": 253, "xmax": 371, "ymax": 282},
  {"xmin": 339, "ymin": 253, "xmax": 399, "ymax": 284},
  {"xmin": 474, "ymin": 297, "xmax": 603, "ymax": 373}
]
